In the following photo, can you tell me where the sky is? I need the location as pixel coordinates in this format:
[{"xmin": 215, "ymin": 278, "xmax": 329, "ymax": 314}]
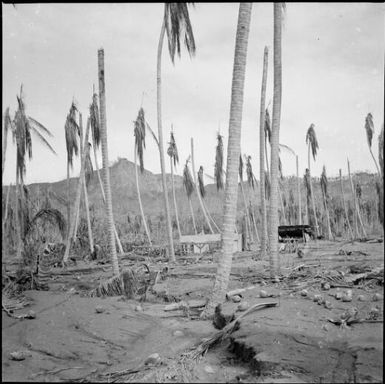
[{"xmin": 2, "ymin": 3, "xmax": 384, "ymax": 186}]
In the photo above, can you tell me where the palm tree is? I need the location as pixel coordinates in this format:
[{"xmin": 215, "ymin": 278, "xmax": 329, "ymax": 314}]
[
  {"xmin": 183, "ymin": 157, "xmax": 197, "ymax": 234},
  {"xmin": 259, "ymin": 46, "xmax": 268, "ymax": 259},
  {"xmin": 239, "ymin": 155, "xmax": 253, "ymax": 244},
  {"xmin": 320, "ymin": 165, "xmax": 333, "ymax": 240},
  {"xmin": 245, "ymin": 155, "xmax": 259, "ymax": 242},
  {"xmin": 305, "ymin": 123, "xmax": 320, "ymax": 237},
  {"xmin": 167, "ymin": 128, "xmax": 182, "ymax": 238},
  {"xmin": 97, "ymin": 48, "xmax": 119, "ymax": 275},
  {"xmin": 64, "ymin": 102, "xmax": 80, "ymax": 240},
  {"xmin": 202, "ymin": 3, "xmax": 252, "ymax": 318},
  {"xmin": 89, "ymin": 91, "xmax": 123, "ymax": 253},
  {"xmin": 3, "ymin": 108, "xmax": 13, "ymax": 179},
  {"xmin": 157, "ymin": 3, "xmax": 196, "ymax": 263},
  {"xmin": 191, "ymin": 138, "xmax": 214, "ymax": 234},
  {"xmin": 364, "ymin": 113, "xmax": 380, "ymax": 174},
  {"xmin": 377, "ymin": 124, "xmax": 384, "ymax": 228},
  {"xmin": 268, "ymin": 3, "xmax": 285, "ymax": 278},
  {"xmin": 13, "ymin": 85, "xmax": 56, "ymax": 260},
  {"xmin": 347, "ymin": 158, "xmax": 367, "ymax": 239},
  {"xmin": 134, "ymin": 107, "xmax": 152, "ymax": 245},
  {"xmin": 339, "ymin": 169, "xmax": 353, "ymax": 240}
]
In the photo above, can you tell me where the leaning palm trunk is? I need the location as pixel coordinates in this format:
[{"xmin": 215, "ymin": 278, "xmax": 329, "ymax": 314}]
[
  {"xmin": 322, "ymin": 194, "xmax": 333, "ymax": 240},
  {"xmin": 259, "ymin": 47, "xmax": 268, "ymax": 258},
  {"xmin": 296, "ymin": 155, "xmax": 302, "ymax": 224},
  {"xmin": 92, "ymin": 144, "xmax": 123, "ymax": 253},
  {"xmin": 80, "ymin": 123, "xmax": 94, "ymax": 254},
  {"xmin": 191, "ymin": 138, "xmax": 214, "ymax": 234},
  {"xmin": 97, "ymin": 49, "xmax": 120, "ymax": 276},
  {"xmin": 202, "ymin": 198, "xmax": 221, "ymax": 233},
  {"xmin": 239, "ymin": 181, "xmax": 253, "ymax": 242},
  {"xmin": 157, "ymin": 19, "xmax": 175, "ymax": 262},
  {"xmin": 268, "ymin": 3, "xmax": 283, "ymax": 277},
  {"xmin": 134, "ymin": 148, "xmax": 152, "ymax": 245},
  {"xmin": 170, "ymin": 158, "xmax": 182, "ymax": 238},
  {"xmin": 307, "ymin": 145, "xmax": 320, "ymax": 237},
  {"xmin": 339, "ymin": 169, "xmax": 354, "ymax": 240},
  {"xmin": 202, "ymin": 3, "xmax": 252, "ymax": 318},
  {"xmin": 63, "ymin": 114, "xmax": 90, "ymax": 264},
  {"xmin": 347, "ymin": 159, "xmax": 367, "ymax": 239}
]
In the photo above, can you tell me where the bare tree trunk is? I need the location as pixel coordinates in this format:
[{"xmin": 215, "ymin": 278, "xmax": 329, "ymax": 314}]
[
  {"xmin": 308, "ymin": 144, "xmax": 320, "ymax": 237},
  {"xmin": 170, "ymin": 158, "xmax": 182, "ymax": 238},
  {"xmin": 157, "ymin": 19, "xmax": 175, "ymax": 262},
  {"xmin": 279, "ymin": 184, "xmax": 286, "ymax": 225},
  {"xmin": 347, "ymin": 159, "xmax": 367, "ymax": 239},
  {"xmin": 259, "ymin": 46, "xmax": 268, "ymax": 258},
  {"xmin": 339, "ymin": 169, "xmax": 354, "ymax": 240},
  {"xmin": 97, "ymin": 49, "xmax": 120, "ymax": 276},
  {"xmin": 92, "ymin": 143, "xmax": 123, "ymax": 253},
  {"xmin": 66, "ymin": 161, "xmax": 71, "ymax": 240},
  {"xmin": 240, "ymin": 181, "xmax": 253, "ymax": 242},
  {"xmin": 135, "ymin": 148, "xmax": 152, "ymax": 245},
  {"xmin": 296, "ymin": 155, "xmax": 302, "ymax": 225},
  {"xmin": 189, "ymin": 198, "xmax": 197, "ymax": 235},
  {"xmin": 191, "ymin": 138, "xmax": 214, "ymax": 234},
  {"xmin": 322, "ymin": 191, "xmax": 333, "ymax": 240}
]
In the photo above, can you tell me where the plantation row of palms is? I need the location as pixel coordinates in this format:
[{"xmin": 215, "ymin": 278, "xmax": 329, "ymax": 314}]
[{"xmin": 2, "ymin": 3, "xmax": 384, "ymax": 316}]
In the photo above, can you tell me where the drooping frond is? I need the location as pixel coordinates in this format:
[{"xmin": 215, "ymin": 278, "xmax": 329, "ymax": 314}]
[
  {"xmin": 239, "ymin": 154, "xmax": 243, "ymax": 182},
  {"xmin": 214, "ymin": 133, "xmax": 224, "ymax": 191},
  {"xmin": 198, "ymin": 165, "xmax": 205, "ymax": 198},
  {"xmin": 84, "ymin": 142, "xmax": 94, "ymax": 187},
  {"xmin": 65, "ymin": 102, "xmax": 80, "ymax": 169},
  {"xmin": 278, "ymin": 156, "xmax": 283, "ymax": 180},
  {"xmin": 134, "ymin": 107, "xmax": 146, "ymax": 174},
  {"xmin": 306, "ymin": 124, "xmax": 319, "ymax": 161},
  {"xmin": 164, "ymin": 3, "xmax": 196, "ymax": 64},
  {"xmin": 379, "ymin": 124, "xmax": 384, "ymax": 177},
  {"xmin": 90, "ymin": 92, "xmax": 101, "ymax": 148},
  {"xmin": 320, "ymin": 165, "xmax": 328, "ymax": 199},
  {"xmin": 264, "ymin": 108, "xmax": 272, "ymax": 144},
  {"xmin": 364, "ymin": 113, "xmax": 374, "ymax": 149},
  {"xmin": 27, "ymin": 208, "xmax": 67, "ymax": 240},
  {"xmin": 264, "ymin": 170, "xmax": 271, "ymax": 200},
  {"xmin": 167, "ymin": 130, "xmax": 179, "ymax": 166},
  {"xmin": 28, "ymin": 121, "xmax": 56, "ymax": 155},
  {"xmin": 245, "ymin": 155, "xmax": 255, "ymax": 189},
  {"xmin": 279, "ymin": 143, "xmax": 295, "ymax": 157},
  {"xmin": 183, "ymin": 158, "xmax": 194, "ymax": 199}
]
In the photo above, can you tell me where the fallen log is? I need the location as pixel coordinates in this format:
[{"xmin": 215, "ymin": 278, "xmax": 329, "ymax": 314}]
[
  {"xmin": 226, "ymin": 285, "xmax": 257, "ymax": 299},
  {"xmin": 164, "ymin": 299, "xmax": 207, "ymax": 312}
]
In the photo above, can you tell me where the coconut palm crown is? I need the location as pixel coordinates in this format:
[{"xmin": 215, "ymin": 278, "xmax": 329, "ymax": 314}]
[
  {"xmin": 167, "ymin": 130, "xmax": 179, "ymax": 166},
  {"xmin": 306, "ymin": 123, "xmax": 319, "ymax": 161},
  {"xmin": 164, "ymin": 3, "xmax": 196, "ymax": 64},
  {"xmin": 198, "ymin": 165, "xmax": 205, "ymax": 198},
  {"xmin": 183, "ymin": 157, "xmax": 194, "ymax": 198},
  {"xmin": 134, "ymin": 107, "xmax": 146, "ymax": 174},
  {"xmin": 65, "ymin": 102, "xmax": 80, "ymax": 170}
]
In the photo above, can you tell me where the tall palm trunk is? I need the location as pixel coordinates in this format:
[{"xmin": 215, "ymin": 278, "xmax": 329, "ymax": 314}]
[
  {"xmin": 135, "ymin": 148, "xmax": 152, "ymax": 245},
  {"xmin": 296, "ymin": 155, "xmax": 301, "ymax": 224},
  {"xmin": 339, "ymin": 169, "xmax": 354, "ymax": 240},
  {"xmin": 369, "ymin": 147, "xmax": 380, "ymax": 175},
  {"xmin": 92, "ymin": 141, "xmax": 124, "ymax": 253},
  {"xmin": 157, "ymin": 19, "xmax": 175, "ymax": 262},
  {"xmin": 239, "ymin": 181, "xmax": 253, "ymax": 242},
  {"xmin": 308, "ymin": 144, "xmax": 320, "ymax": 236},
  {"xmin": 2, "ymin": 113, "xmax": 9, "ymax": 179},
  {"xmin": 63, "ymin": 114, "xmax": 90, "ymax": 264},
  {"xmin": 202, "ymin": 198, "xmax": 221, "ymax": 233},
  {"xmin": 321, "ymin": 191, "xmax": 333, "ymax": 240},
  {"xmin": 188, "ymin": 198, "xmax": 197, "ymax": 234},
  {"xmin": 80, "ymin": 121, "xmax": 94, "ymax": 254},
  {"xmin": 202, "ymin": 3, "xmax": 252, "ymax": 317},
  {"xmin": 347, "ymin": 159, "xmax": 367, "ymax": 238},
  {"xmin": 279, "ymin": 185, "xmax": 286, "ymax": 225},
  {"xmin": 268, "ymin": 3, "xmax": 283, "ymax": 277},
  {"xmin": 191, "ymin": 138, "xmax": 214, "ymax": 234},
  {"xmin": 66, "ymin": 161, "xmax": 71, "ymax": 240},
  {"xmin": 97, "ymin": 49, "xmax": 120, "ymax": 276},
  {"xmin": 170, "ymin": 158, "xmax": 182, "ymax": 238},
  {"xmin": 259, "ymin": 46, "xmax": 268, "ymax": 258},
  {"xmin": 15, "ymin": 167, "xmax": 23, "ymax": 259}
]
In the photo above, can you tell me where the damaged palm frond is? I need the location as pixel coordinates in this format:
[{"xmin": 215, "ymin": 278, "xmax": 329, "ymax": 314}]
[
  {"xmin": 89, "ymin": 92, "xmax": 100, "ymax": 148},
  {"xmin": 167, "ymin": 130, "xmax": 179, "ymax": 166},
  {"xmin": 65, "ymin": 102, "xmax": 80, "ymax": 169},
  {"xmin": 164, "ymin": 3, "xmax": 196, "ymax": 64},
  {"xmin": 365, "ymin": 113, "xmax": 374, "ymax": 149},
  {"xmin": 264, "ymin": 108, "xmax": 272, "ymax": 144},
  {"xmin": 134, "ymin": 107, "xmax": 147, "ymax": 174},
  {"xmin": 239, "ymin": 154, "xmax": 243, "ymax": 182},
  {"xmin": 320, "ymin": 165, "xmax": 329, "ymax": 200},
  {"xmin": 306, "ymin": 124, "xmax": 319, "ymax": 161},
  {"xmin": 27, "ymin": 208, "xmax": 67, "ymax": 240},
  {"xmin": 183, "ymin": 158, "xmax": 194, "ymax": 199},
  {"xmin": 84, "ymin": 142, "xmax": 93, "ymax": 187},
  {"xmin": 214, "ymin": 133, "xmax": 224, "ymax": 191},
  {"xmin": 88, "ymin": 274, "xmax": 123, "ymax": 298},
  {"xmin": 245, "ymin": 155, "xmax": 255, "ymax": 189},
  {"xmin": 265, "ymin": 170, "xmax": 271, "ymax": 200},
  {"xmin": 185, "ymin": 302, "xmax": 278, "ymax": 361},
  {"xmin": 198, "ymin": 166, "xmax": 205, "ymax": 198}
]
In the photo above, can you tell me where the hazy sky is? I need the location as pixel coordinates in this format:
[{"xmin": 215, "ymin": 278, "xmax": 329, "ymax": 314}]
[{"xmin": 3, "ymin": 3, "xmax": 384, "ymax": 186}]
